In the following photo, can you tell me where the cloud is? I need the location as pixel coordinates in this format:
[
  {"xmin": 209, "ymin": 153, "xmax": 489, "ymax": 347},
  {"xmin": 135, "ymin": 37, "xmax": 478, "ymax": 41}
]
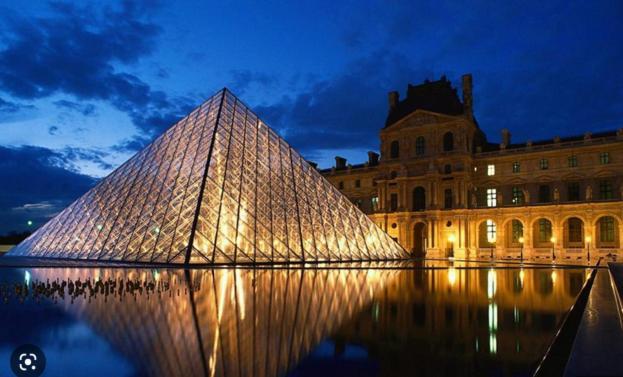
[
  {"xmin": 59, "ymin": 146, "xmax": 114, "ymax": 171},
  {"xmin": 53, "ymin": 100, "xmax": 97, "ymax": 116},
  {"xmin": 229, "ymin": 69, "xmax": 279, "ymax": 96},
  {"xmin": 0, "ymin": 1, "xmax": 192, "ymax": 146},
  {"xmin": 254, "ymin": 50, "xmax": 433, "ymax": 155},
  {"xmin": 0, "ymin": 145, "xmax": 97, "ymax": 233},
  {"xmin": 0, "ymin": 96, "xmax": 34, "ymax": 113}
]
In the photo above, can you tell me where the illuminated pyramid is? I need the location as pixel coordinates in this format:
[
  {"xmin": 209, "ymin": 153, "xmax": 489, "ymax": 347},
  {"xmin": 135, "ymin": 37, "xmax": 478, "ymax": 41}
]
[{"xmin": 10, "ymin": 89, "xmax": 406, "ymax": 264}]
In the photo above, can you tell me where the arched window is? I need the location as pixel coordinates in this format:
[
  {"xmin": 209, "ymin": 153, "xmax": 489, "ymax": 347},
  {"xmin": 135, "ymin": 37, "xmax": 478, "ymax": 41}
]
[
  {"xmin": 443, "ymin": 132, "xmax": 454, "ymax": 152},
  {"xmin": 598, "ymin": 216, "xmax": 616, "ymax": 244},
  {"xmin": 567, "ymin": 217, "xmax": 583, "ymax": 243},
  {"xmin": 478, "ymin": 220, "xmax": 496, "ymax": 248},
  {"xmin": 413, "ymin": 187, "xmax": 426, "ymax": 211},
  {"xmin": 390, "ymin": 140, "xmax": 400, "ymax": 159},
  {"xmin": 533, "ymin": 218, "xmax": 553, "ymax": 247},
  {"xmin": 415, "ymin": 136, "xmax": 425, "ymax": 156}
]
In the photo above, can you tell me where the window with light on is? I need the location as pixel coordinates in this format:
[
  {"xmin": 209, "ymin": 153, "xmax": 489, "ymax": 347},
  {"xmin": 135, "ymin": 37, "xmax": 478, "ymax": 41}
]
[{"xmin": 487, "ymin": 164, "xmax": 495, "ymax": 176}]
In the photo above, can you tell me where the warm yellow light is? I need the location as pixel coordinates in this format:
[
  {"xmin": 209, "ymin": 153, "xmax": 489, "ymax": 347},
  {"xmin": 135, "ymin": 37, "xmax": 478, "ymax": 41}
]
[
  {"xmin": 550, "ymin": 236, "xmax": 556, "ymax": 243},
  {"xmin": 551, "ymin": 270, "xmax": 557, "ymax": 284},
  {"xmin": 585, "ymin": 235, "xmax": 592, "ymax": 243},
  {"xmin": 448, "ymin": 267, "xmax": 457, "ymax": 287},
  {"xmin": 518, "ymin": 237, "xmax": 524, "ymax": 244},
  {"xmin": 448, "ymin": 234, "xmax": 456, "ymax": 243}
]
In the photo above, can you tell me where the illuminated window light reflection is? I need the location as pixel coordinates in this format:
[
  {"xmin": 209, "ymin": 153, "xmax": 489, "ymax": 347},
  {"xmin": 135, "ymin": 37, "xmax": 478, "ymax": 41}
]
[
  {"xmin": 519, "ymin": 269, "xmax": 525, "ymax": 287},
  {"xmin": 489, "ymin": 334, "xmax": 497, "ymax": 354},
  {"xmin": 487, "ymin": 269, "xmax": 497, "ymax": 299},
  {"xmin": 24, "ymin": 270, "xmax": 30, "ymax": 286},
  {"xmin": 488, "ymin": 303, "xmax": 498, "ymax": 332}
]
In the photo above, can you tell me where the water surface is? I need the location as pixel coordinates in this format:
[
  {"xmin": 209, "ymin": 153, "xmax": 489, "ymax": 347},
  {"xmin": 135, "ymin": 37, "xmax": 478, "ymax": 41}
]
[{"xmin": 0, "ymin": 262, "xmax": 587, "ymax": 376}]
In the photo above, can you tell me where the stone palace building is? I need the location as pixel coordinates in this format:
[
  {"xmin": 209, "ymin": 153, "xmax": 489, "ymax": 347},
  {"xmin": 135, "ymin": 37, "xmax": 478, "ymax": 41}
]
[{"xmin": 320, "ymin": 74, "xmax": 623, "ymax": 260}]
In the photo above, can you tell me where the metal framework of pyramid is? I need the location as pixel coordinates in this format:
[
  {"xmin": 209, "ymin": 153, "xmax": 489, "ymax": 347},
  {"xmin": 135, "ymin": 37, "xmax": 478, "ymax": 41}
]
[{"xmin": 10, "ymin": 89, "xmax": 406, "ymax": 264}]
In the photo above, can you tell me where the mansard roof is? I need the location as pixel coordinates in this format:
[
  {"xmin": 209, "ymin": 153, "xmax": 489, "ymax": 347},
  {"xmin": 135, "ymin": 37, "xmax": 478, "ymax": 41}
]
[{"xmin": 385, "ymin": 76, "xmax": 465, "ymax": 128}]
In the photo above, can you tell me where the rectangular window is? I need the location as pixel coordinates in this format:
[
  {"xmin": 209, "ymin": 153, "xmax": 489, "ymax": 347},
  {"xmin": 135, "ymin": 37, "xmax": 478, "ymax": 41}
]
[
  {"xmin": 487, "ymin": 164, "xmax": 495, "ymax": 176},
  {"xmin": 371, "ymin": 196, "xmax": 379, "ymax": 211},
  {"xmin": 512, "ymin": 162, "xmax": 520, "ymax": 173},
  {"xmin": 444, "ymin": 189, "xmax": 453, "ymax": 209},
  {"xmin": 390, "ymin": 193, "xmax": 398, "ymax": 211},
  {"xmin": 511, "ymin": 220, "xmax": 523, "ymax": 243},
  {"xmin": 355, "ymin": 179, "xmax": 361, "ymax": 188},
  {"xmin": 568, "ymin": 155, "xmax": 577, "ymax": 167},
  {"xmin": 538, "ymin": 185, "xmax": 550, "ymax": 203},
  {"xmin": 511, "ymin": 187, "xmax": 524, "ymax": 205},
  {"xmin": 568, "ymin": 218, "xmax": 582, "ymax": 243},
  {"xmin": 599, "ymin": 180, "xmax": 613, "ymax": 200},
  {"xmin": 567, "ymin": 182, "xmax": 580, "ymax": 201},
  {"xmin": 338, "ymin": 181, "xmax": 344, "ymax": 189},
  {"xmin": 539, "ymin": 159, "xmax": 548, "ymax": 170},
  {"xmin": 538, "ymin": 219, "xmax": 552, "ymax": 242},
  {"xmin": 600, "ymin": 152, "xmax": 610, "ymax": 164},
  {"xmin": 486, "ymin": 219, "xmax": 496, "ymax": 243},
  {"xmin": 354, "ymin": 199, "xmax": 363, "ymax": 208},
  {"xmin": 600, "ymin": 217, "xmax": 615, "ymax": 242},
  {"xmin": 486, "ymin": 188, "xmax": 497, "ymax": 207}
]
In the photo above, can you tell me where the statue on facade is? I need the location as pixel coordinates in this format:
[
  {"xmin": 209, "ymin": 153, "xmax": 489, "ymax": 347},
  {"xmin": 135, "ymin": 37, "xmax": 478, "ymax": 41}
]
[
  {"xmin": 553, "ymin": 187, "xmax": 560, "ymax": 202},
  {"xmin": 523, "ymin": 189, "xmax": 530, "ymax": 204},
  {"xmin": 471, "ymin": 192, "xmax": 477, "ymax": 208},
  {"xmin": 497, "ymin": 191, "xmax": 503, "ymax": 206},
  {"xmin": 586, "ymin": 185, "xmax": 592, "ymax": 201}
]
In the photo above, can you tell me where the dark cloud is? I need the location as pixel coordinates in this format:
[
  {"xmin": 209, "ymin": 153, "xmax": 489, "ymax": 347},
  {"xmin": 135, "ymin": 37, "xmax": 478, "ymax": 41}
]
[
  {"xmin": 0, "ymin": 1, "xmax": 192, "ymax": 144},
  {"xmin": 53, "ymin": 99, "xmax": 97, "ymax": 116},
  {"xmin": 59, "ymin": 146, "xmax": 114, "ymax": 171},
  {"xmin": 0, "ymin": 96, "xmax": 34, "ymax": 113},
  {"xmin": 48, "ymin": 125, "xmax": 59, "ymax": 135},
  {"xmin": 229, "ymin": 69, "xmax": 279, "ymax": 96},
  {"xmin": 0, "ymin": 145, "xmax": 97, "ymax": 233},
  {"xmin": 110, "ymin": 135, "xmax": 152, "ymax": 154},
  {"xmin": 254, "ymin": 51, "xmax": 433, "ymax": 154}
]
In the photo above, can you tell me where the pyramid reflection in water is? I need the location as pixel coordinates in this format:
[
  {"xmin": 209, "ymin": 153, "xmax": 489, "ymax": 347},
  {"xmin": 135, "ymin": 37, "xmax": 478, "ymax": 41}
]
[
  {"xmin": 30, "ymin": 267, "xmax": 395, "ymax": 377},
  {"xmin": 11, "ymin": 89, "xmax": 405, "ymax": 264}
]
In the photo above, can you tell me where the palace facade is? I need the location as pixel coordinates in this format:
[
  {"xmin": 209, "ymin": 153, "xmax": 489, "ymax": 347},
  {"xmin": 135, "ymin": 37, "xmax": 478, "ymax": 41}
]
[{"xmin": 320, "ymin": 74, "xmax": 623, "ymax": 260}]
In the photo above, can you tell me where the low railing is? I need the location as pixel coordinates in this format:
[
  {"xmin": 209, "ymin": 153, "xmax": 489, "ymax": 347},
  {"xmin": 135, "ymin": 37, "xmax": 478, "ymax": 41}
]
[{"xmin": 532, "ymin": 259, "xmax": 601, "ymax": 376}]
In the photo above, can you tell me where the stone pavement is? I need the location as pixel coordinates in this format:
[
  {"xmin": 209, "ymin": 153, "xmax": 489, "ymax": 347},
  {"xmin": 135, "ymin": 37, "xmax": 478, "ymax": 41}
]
[{"xmin": 563, "ymin": 264, "xmax": 623, "ymax": 376}]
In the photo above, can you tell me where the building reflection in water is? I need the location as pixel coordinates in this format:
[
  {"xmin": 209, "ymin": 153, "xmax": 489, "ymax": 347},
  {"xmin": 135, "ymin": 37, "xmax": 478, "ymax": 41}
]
[
  {"xmin": 5, "ymin": 263, "xmax": 587, "ymax": 376},
  {"xmin": 23, "ymin": 267, "xmax": 396, "ymax": 377},
  {"xmin": 325, "ymin": 263, "xmax": 587, "ymax": 376}
]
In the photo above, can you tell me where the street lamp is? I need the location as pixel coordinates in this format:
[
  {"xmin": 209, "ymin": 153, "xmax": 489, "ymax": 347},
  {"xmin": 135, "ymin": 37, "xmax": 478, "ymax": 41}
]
[
  {"xmin": 448, "ymin": 234, "xmax": 456, "ymax": 258},
  {"xmin": 550, "ymin": 236, "xmax": 557, "ymax": 261},
  {"xmin": 518, "ymin": 236, "xmax": 524, "ymax": 262},
  {"xmin": 585, "ymin": 235, "xmax": 592, "ymax": 262}
]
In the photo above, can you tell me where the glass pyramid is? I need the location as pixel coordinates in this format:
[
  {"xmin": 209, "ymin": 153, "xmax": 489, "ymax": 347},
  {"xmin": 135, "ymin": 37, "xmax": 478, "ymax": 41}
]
[{"xmin": 10, "ymin": 89, "xmax": 406, "ymax": 264}]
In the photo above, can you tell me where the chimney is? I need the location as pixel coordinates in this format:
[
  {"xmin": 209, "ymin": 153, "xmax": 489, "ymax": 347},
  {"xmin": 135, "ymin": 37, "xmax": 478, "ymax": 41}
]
[
  {"xmin": 501, "ymin": 128, "xmax": 511, "ymax": 149},
  {"xmin": 335, "ymin": 156, "xmax": 347, "ymax": 169},
  {"xmin": 461, "ymin": 74, "xmax": 473, "ymax": 120},
  {"xmin": 367, "ymin": 151, "xmax": 379, "ymax": 166},
  {"xmin": 388, "ymin": 91, "xmax": 399, "ymax": 111}
]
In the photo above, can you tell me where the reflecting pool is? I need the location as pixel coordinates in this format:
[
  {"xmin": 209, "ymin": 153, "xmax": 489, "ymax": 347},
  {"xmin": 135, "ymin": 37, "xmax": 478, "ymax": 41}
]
[{"xmin": 0, "ymin": 262, "xmax": 587, "ymax": 376}]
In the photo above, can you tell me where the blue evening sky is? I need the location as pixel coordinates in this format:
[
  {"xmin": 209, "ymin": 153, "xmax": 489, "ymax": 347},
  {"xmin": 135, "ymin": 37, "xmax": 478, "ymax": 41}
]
[{"xmin": 0, "ymin": 0, "xmax": 622, "ymax": 233}]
